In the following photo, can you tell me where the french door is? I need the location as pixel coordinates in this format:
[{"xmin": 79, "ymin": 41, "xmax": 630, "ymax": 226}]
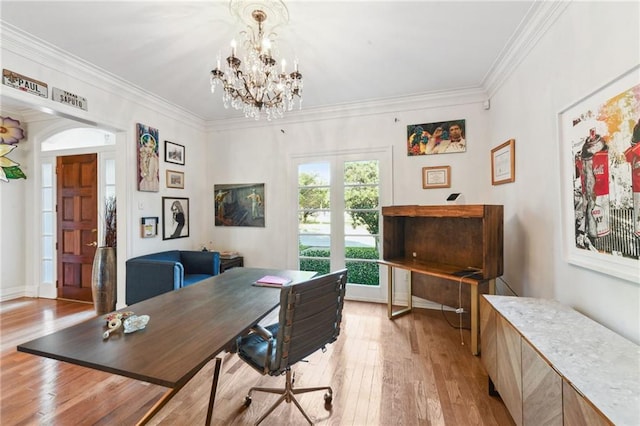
[{"xmin": 293, "ymin": 148, "xmax": 391, "ymax": 302}]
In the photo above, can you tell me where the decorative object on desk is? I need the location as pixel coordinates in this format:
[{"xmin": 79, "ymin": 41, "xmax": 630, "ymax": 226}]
[
  {"xmin": 162, "ymin": 197, "xmax": 189, "ymax": 240},
  {"xmin": 422, "ymin": 165, "xmax": 451, "ymax": 189},
  {"xmin": 490, "ymin": 139, "xmax": 515, "ymax": 185},
  {"xmin": 209, "ymin": 0, "xmax": 303, "ymax": 121},
  {"xmin": 214, "ymin": 183, "xmax": 265, "ymax": 227},
  {"xmin": 558, "ymin": 65, "xmax": 639, "ymax": 283},
  {"xmin": 0, "ymin": 116, "xmax": 27, "ymax": 182},
  {"xmin": 164, "ymin": 140, "xmax": 185, "ymax": 165},
  {"xmin": 446, "ymin": 193, "xmax": 465, "ymax": 205},
  {"xmin": 102, "ymin": 311, "xmax": 131, "ymax": 339},
  {"xmin": 137, "ymin": 123, "xmax": 159, "ymax": 192},
  {"xmin": 123, "ymin": 315, "xmax": 150, "ymax": 334},
  {"xmin": 166, "ymin": 169, "xmax": 184, "ymax": 189},
  {"xmin": 92, "ymin": 196, "xmax": 117, "ymax": 315},
  {"xmin": 407, "ymin": 119, "xmax": 466, "ymax": 155},
  {"xmin": 102, "ymin": 311, "xmax": 149, "ymax": 339},
  {"xmin": 141, "ymin": 216, "xmax": 158, "ymax": 238},
  {"xmin": 254, "ymin": 275, "xmax": 292, "ymax": 287}
]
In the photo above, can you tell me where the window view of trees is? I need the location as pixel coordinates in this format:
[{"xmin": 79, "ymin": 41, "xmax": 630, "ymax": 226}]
[{"xmin": 298, "ymin": 160, "xmax": 380, "ymax": 286}]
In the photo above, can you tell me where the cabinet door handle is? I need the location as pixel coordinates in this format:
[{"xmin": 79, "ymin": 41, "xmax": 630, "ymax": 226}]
[{"xmin": 86, "ymin": 241, "xmax": 97, "ymax": 247}]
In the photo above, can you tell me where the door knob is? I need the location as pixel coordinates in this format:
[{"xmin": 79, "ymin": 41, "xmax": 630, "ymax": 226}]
[{"xmin": 86, "ymin": 241, "xmax": 97, "ymax": 247}]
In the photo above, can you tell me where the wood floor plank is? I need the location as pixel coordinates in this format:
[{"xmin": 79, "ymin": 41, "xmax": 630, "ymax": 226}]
[{"xmin": 1, "ymin": 297, "xmax": 515, "ymax": 425}]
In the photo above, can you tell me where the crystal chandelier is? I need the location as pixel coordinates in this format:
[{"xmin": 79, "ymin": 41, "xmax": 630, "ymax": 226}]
[{"xmin": 210, "ymin": 1, "xmax": 303, "ymax": 121}]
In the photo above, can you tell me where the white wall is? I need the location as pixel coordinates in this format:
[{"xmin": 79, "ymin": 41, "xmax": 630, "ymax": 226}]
[
  {"xmin": 208, "ymin": 99, "xmax": 491, "ymax": 269},
  {"xmin": 486, "ymin": 1, "xmax": 639, "ymax": 343}
]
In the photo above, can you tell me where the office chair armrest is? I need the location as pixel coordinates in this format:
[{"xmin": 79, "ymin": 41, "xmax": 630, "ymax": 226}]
[
  {"xmin": 250, "ymin": 324, "xmax": 275, "ymax": 374},
  {"xmin": 250, "ymin": 324, "xmax": 274, "ymax": 340}
]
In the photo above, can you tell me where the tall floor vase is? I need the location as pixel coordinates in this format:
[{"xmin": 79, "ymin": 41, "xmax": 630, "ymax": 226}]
[{"xmin": 91, "ymin": 246, "xmax": 117, "ymax": 315}]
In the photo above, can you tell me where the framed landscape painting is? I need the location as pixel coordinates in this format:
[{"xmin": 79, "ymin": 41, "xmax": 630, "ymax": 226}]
[
  {"xmin": 558, "ymin": 65, "xmax": 640, "ymax": 282},
  {"xmin": 165, "ymin": 140, "xmax": 185, "ymax": 165}
]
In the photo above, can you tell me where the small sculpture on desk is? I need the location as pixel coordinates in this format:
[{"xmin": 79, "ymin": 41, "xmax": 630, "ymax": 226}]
[{"xmin": 102, "ymin": 311, "xmax": 149, "ymax": 339}]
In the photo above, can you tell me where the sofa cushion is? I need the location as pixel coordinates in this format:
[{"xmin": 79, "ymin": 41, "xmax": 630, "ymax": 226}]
[{"xmin": 184, "ymin": 274, "xmax": 212, "ymax": 286}]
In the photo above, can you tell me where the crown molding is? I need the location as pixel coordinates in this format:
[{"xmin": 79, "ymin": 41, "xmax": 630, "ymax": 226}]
[
  {"xmin": 0, "ymin": 21, "xmax": 206, "ymax": 131},
  {"xmin": 206, "ymin": 86, "xmax": 489, "ymax": 132},
  {"xmin": 482, "ymin": 1, "xmax": 570, "ymax": 98}
]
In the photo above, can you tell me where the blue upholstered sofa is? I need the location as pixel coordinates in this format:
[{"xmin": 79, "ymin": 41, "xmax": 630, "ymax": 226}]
[{"xmin": 125, "ymin": 250, "xmax": 220, "ymax": 305}]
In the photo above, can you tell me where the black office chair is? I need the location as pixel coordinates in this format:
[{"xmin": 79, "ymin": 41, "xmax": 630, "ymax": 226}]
[{"xmin": 236, "ymin": 269, "xmax": 348, "ymax": 425}]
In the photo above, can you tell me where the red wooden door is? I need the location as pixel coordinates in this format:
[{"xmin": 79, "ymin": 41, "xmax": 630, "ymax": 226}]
[{"xmin": 56, "ymin": 154, "xmax": 98, "ymax": 302}]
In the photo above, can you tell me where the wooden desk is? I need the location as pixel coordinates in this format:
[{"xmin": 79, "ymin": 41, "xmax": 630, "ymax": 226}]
[
  {"xmin": 17, "ymin": 267, "xmax": 316, "ymax": 425},
  {"xmin": 381, "ymin": 205, "xmax": 503, "ymax": 356},
  {"xmin": 380, "ymin": 259, "xmax": 494, "ymax": 356}
]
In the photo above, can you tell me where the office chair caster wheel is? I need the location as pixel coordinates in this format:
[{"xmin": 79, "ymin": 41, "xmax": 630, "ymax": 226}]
[{"xmin": 244, "ymin": 396, "xmax": 252, "ymax": 407}]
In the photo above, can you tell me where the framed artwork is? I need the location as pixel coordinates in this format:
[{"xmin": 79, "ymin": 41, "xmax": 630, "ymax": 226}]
[
  {"xmin": 162, "ymin": 197, "xmax": 189, "ymax": 240},
  {"xmin": 422, "ymin": 166, "xmax": 451, "ymax": 189},
  {"xmin": 558, "ymin": 65, "xmax": 640, "ymax": 282},
  {"xmin": 137, "ymin": 123, "xmax": 159, "ymax": 192},
  {"xmin": 140, "ymin": 217, "xmax": 158, "ymax": 238},
  {"xmin": 407, "ymin": 119, "xmax": 466, "ymax": 155},
  {"xmin": 166, "ymin": 170, "xmax": 184, "ymax": 189},
  {"xmin": 214, "ymin": 183, "xmax": 265, "ymax": 227},
  {"xmin": 491, "ymin": 139, "xmax": 516, "ymax": 185},
  {"xmin": 165, "ymin": 140, "xmax": 185, "ymax": 165}
]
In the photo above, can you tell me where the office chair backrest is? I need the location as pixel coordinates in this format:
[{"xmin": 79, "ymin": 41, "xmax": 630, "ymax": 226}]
[{"xmin": 271, "ymin": 269, "xmax": 348, "ymax": 374}]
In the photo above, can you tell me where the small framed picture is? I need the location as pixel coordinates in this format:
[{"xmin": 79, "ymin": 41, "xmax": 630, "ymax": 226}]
[
  {"xmin": 422, "ymin": 166, "xmax": 451, "ymax": 189},
  {"xmin": 166, "ymin": 170, "xmax": 184, "ymax": 189},
  {"xmin": 162, "ymin": 197, "xmax": 189, "ymax": 240},
  {"xmin": 491, "ymin": 139, "xmax": 516, "ymax": 185},
  {"xmin": 165, "ymin": 140, "xmax": 185, "ymax": 165},
  {"xmin": 141, "ymin": 217, "xmax": 158, "ymax": 238}
]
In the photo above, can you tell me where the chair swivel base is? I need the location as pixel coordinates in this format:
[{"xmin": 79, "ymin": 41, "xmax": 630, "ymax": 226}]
[{"xmin": 244, "ymin": 368, "xmax": 332, "ymax": 425}]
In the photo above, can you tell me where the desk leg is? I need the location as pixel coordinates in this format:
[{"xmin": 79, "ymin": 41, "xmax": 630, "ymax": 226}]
[
  {"xmin": 136, "ymin": 387, "xmax": 181, "ymax": 426},
  {"xmin": 471, "ymin": 285, "xmax": 479, "ymax": 356},
  {"xmin": 205, "ymin": 357, "xmax": 223, "ymax": 426},
  {"xmin": 387, "ymin": 265, "xmax": 412, "ymax": 320}
]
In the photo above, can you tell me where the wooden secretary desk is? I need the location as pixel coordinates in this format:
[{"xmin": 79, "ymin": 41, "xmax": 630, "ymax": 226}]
[{"xmin": 379, "ymin": 204, "xmax": 503, "ymax": 355}]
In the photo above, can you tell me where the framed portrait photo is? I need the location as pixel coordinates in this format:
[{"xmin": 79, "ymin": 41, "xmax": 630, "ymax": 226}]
[
  {"xmin": 422, "ymin": 166, "xmax": 451, "ymax": 189},
  {"xmin": 165, "ymin": 140, "xmax": 185, "ymax": 165},
  {"xmin": 162, "ymin": 197, "xmax": 189, "ymax": 240},
  {"xmin": 491, "ymin": 139, "xmax": 515, "ymax": 185},
  {"xmin": 166, "ymin": 170, "xmax": 184, "ymax": 189}
]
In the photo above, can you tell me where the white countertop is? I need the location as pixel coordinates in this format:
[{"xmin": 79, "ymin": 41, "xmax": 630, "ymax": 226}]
[{"xmin": 483, "ymin": 295, "xmax": 640, "ymax": 426}]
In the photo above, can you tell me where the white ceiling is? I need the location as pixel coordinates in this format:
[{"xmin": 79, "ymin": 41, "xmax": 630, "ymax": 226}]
[{"xmin": 0, "ymin": 1, "xmax": 536, "ymax": 122}]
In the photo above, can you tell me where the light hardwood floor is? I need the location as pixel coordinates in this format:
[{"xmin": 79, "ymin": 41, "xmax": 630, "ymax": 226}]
[{"xmin": 0, "ymin": 298, "xmax": 514, "ymax": 425}]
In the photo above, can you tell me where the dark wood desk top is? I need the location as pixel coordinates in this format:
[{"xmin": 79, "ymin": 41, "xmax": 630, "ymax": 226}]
[
  {"xmin": 18, "ymin": 267, "xmax": 316, "ymax": 389},
  {"xmin": 378, "ymin": 258, "xmax": 486, "ymax": 285}
]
